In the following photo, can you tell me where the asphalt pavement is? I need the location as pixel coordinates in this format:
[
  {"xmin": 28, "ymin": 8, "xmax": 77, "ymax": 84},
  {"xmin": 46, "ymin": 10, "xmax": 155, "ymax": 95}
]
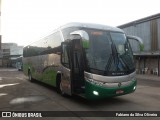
[{"xmin": 0, "ymin": 68, "xmax": 160, "ymax": 120}]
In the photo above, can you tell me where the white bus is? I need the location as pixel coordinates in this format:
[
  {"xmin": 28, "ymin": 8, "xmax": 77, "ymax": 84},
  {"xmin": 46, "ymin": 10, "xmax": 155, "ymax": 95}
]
[{"xmin": 23, "ymin": 23, "xmax": 143, "ymax": 100}]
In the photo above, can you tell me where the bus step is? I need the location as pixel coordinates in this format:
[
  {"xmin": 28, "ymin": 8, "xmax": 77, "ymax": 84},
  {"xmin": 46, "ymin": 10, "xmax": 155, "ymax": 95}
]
[
  {"xmin": 74, "ymin": 86, "xmax": 85, "ymax": 94},
  {"xmin": 77, "ymin": 93, "xmax": 85, "ymax": 98}
]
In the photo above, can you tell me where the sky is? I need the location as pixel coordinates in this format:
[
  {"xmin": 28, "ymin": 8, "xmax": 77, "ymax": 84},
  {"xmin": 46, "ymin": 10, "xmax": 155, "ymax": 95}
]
[{"xmin": 1, "ymin": 0, "xmax": 160, "ymax": 46}]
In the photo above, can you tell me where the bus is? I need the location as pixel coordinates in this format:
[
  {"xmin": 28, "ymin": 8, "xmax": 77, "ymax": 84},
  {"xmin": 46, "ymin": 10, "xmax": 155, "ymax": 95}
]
[{"xmin": 23, "ymin": 22, "xmax": 143, "ymax": 100}]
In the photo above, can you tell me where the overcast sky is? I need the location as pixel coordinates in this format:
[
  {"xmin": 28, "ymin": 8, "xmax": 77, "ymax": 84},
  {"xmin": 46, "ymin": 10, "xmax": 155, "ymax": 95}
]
[{"xmin": 1, "ymin": 0, "xmax": 160, "ymax": 46}]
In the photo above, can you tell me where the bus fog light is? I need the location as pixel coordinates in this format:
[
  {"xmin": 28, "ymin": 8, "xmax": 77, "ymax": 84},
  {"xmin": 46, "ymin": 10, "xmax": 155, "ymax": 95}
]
[
  {"xmin": 93, "ymin": 91, "xmax": 99, "ymax": 96},
  {"xmin": 133, "ymin": 86, "xmax": 136, "ymax": 90}
]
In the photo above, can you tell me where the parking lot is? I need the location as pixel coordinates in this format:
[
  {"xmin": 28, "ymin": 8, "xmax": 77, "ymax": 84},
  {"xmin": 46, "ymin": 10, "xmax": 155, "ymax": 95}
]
[{"xmin": 0, "ymin": 68, "xmax": 160, "ymax": 120}]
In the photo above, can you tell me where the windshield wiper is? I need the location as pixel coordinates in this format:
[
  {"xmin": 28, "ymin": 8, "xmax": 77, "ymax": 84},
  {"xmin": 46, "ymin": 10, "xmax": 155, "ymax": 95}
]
[
  {"xmin": 119, "ymin": 55, "xmax": 130, "ymax": 71},
  {"xmin": 105, "ymin": 54, "xmax": 113, "ymax": 73},
  {"xmin": 105, "ymin": 43, "xmax": 130, "ymax": 73},
  {"xmin": 105, "ymin": 43, "xmax": 119, "ymax": 72}
]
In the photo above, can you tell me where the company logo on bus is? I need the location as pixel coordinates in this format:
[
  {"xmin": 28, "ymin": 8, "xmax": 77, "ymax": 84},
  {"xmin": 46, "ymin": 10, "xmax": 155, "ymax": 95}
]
[
  {"xmin": 112, "ymin": 72, "xmax": 125, "ymax": 75},
  {"xmin": 118, "ymin": 83, "xmax": 121, "ymax": 87}
]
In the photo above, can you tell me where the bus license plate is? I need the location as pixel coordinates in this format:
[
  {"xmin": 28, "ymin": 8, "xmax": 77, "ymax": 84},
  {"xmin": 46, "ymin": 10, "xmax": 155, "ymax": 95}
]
[{"xmin": 116, "ymin": 90, "xmax": 124, "ymax": 94}]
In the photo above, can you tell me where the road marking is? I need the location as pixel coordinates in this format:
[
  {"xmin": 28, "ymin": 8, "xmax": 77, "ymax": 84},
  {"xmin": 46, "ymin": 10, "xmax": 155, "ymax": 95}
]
[
  {"xmin": 0, "ymin": 69, "xmax": 18, "ymax": 71},
  {"xmin": 0, "ymin": 93, "xmax": 8, "ymax": 97},
  {"xmin": 0, "ymin": 77, "xmax": 16, "ymax": 79},
  {"xmin": 0, "ymin": 83, "xmax": 20, "ymax": 88},
  {"xmin": 10, "ymin": 96, "xmax": 46, "ymax": 104}
]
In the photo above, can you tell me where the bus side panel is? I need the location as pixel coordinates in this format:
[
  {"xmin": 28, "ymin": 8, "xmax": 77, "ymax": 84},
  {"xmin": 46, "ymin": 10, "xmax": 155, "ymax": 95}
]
[
  {"xmin": 23, "ymin": 56, "xmax": 43, "ymax": 80},
  {"xmin": 22, "ymin": 57, "xmax": 33, "ymax": 76},
  {"xmin": 41, "ymin": 54, "xmax": 61, "ymax": 87},
  {"xmin": 23, "ymin": 54, "xmax": 61, "ymax": 87}
]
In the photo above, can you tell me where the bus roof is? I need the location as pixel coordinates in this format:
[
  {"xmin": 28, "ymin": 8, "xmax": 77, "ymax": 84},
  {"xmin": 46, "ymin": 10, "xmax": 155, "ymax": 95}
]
[
  {"xmin": 24, "ymin": 22, "xmax": 124, "ymax": 48},
  {"xmin": 60, "ymin": 22, "xmax": 124, "ymax": 33}
]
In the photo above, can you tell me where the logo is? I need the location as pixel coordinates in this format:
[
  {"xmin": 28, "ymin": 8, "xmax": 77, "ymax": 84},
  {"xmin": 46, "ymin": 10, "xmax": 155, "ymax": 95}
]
[
  {"xmin": 112, "ymin": 72, "xmax": 125, "ymax": 75},
  {"xmin": 118, "ymin": 82, "xmax": 121, "ymax": 87},
  {"xmin": 2, "ymin": 112, "xmax": 11, "ymax": 117}
]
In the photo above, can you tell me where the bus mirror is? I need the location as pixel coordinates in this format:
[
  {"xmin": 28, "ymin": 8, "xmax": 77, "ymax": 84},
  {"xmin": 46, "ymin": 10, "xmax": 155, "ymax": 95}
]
[
  {"xmin": 70, "ymin": 34, "xmax": 81, "ymax": 40},
  {"xmin": 127, "ymin": 35, "xmax": 144, "ymax": 51},
  {"xmin": 70, "ymin": 30, "xmax": 89, "ymax": 49}
]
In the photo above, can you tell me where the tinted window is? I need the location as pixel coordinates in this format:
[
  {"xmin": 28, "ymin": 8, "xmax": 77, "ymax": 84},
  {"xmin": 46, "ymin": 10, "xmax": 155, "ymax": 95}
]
[
  {"xmin": 84, "ymin": 29, "xmax": 112, "ymax": 71},
  {"xmin": 23, "ymin": 32, "xmax": 62, "ymax": 57},
  {"xmin": 61, "ymin": 44, "xmax": 70, "ymax": 68},
  {"xmin": 47, "ymin": 32, "xmax": 62, "ymax": 49},
  {"xmin": 40, "ymin": 32, "xmax": 62, "ymax": 55}
]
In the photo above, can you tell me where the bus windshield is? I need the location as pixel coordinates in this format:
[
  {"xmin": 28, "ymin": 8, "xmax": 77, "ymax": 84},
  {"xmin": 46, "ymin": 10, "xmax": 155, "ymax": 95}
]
[{"xmin": 84, "ymin": 29, "xmax": 135, "ymax": 76}]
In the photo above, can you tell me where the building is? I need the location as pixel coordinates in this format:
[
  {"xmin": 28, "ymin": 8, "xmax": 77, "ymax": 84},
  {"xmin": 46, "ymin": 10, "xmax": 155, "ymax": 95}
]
[
  {"xmin": 0, "ymin": 0, "xmax": 2, "ymax": 66},
  {"xmin": 1, "ymin": 43, "xmax": 23, "ymax": 67},
  {"xmin": 0, "ymin": 1, "xmax": 23, "ymax": 67},
  {"xmin": 118, "ymin": 13, "xmax": 160, "ymax": 76}
]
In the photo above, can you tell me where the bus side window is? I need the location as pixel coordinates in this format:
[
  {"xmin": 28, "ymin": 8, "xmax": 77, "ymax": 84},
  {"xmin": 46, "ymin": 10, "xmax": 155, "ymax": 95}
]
[{"xmin": 61, "ymin": 44, "xmax": 70, "ymax": 68}]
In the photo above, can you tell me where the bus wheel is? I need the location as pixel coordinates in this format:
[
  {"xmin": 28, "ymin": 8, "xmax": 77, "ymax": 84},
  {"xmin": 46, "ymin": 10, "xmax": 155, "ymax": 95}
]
[
  {"xmin": 28, "ymin": 71, "xmax": 33, "ymax": 82},
  {"xmin": 57, "ymin": 78, "xmax": 65, "ymax": 96},
  {"xmin": 59, "ymin": 80, "xmax": 65, "ymax": 95}
]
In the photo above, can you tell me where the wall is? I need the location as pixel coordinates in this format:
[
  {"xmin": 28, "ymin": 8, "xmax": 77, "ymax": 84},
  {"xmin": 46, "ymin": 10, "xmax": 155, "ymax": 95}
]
[
  {"xmin": 158, "ymin": 18, "xmax": 160, "ymax": 50},
  {"xmin": 123, "ymin": 21, "xmax": 151, "ymax": 52},
  {"xmin": 119, "ymin": 14, "xmax": 160, "ymax": 53},
  {"xmin": 119, "ymin": 14, "xmax": 160, "ymax": 76},
  {"xmin": 1, "ymin": 43, "xmax": 23, "ymax": 67}
]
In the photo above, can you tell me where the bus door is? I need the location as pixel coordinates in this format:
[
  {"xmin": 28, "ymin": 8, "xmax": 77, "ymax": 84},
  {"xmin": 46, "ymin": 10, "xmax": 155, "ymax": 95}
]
[
  {"xmin": 71, "ymin": 39, "xmax": 85, "ymax": 94},
  {"xmin": 61, "ymin": 41, "xmax": 72, "ymax": 95},
  {"xmin": 61, "ymin": 39, "xmax": 85, "ymax": 95}
]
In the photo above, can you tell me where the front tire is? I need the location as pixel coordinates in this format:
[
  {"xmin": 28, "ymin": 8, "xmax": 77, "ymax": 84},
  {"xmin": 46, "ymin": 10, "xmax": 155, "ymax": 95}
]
[
  {"xmin": 57, "ymin": 77, "xmax": 65, "ymax": 96},
  {"xmin": 59, "ymin": 80, "xmax": 65, "ymax": 95}
]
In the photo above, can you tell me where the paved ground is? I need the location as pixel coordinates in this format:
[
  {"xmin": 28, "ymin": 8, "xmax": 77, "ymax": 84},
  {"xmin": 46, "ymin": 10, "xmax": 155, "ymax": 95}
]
[
  {"xmin": 0, "ymin": 68, "xmax": 160, "ymax": 120},
  {"xmin": 136, "ymin": 74, "xmax": 160, "ymax": 81}
]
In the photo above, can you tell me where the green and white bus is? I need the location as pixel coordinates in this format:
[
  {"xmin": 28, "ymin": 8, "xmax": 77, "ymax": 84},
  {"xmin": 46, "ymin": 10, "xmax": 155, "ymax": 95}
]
[{"xmin": 23, "ymin": 22, "xmax": 143, "ymax": 100}]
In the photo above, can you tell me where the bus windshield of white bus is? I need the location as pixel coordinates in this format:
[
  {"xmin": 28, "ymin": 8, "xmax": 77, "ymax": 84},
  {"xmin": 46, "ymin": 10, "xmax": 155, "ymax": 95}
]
[{"xmin": 84, "ymin": 29, "xmax": 135, "ymax": 76}]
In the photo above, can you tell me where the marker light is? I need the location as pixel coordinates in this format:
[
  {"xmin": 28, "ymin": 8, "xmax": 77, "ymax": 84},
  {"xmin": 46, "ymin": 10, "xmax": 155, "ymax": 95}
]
[
  {"xmin": 93, "ymin": 91, "xmax": 99, "ymax": 96},
  {"xmin": 91, "ymin": 31, "xmax": 103, "ymax": 35}
]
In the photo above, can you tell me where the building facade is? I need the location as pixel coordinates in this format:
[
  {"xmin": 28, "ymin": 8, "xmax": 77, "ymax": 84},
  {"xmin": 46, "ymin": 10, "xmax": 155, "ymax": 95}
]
[
  {"xmin": 118, "ymin": 13, "xmax": 160, "ymax": 76},
  {"xmin": 0, "ymin": 1, "xmax": 23, "ymax": 67},
  {"xmin": 1, "ymin": 43, "xmax": 23, "ymax": 67},
  {"xmin": 0, "ymin": 0, "xmax": 1, "ymax": 49}
]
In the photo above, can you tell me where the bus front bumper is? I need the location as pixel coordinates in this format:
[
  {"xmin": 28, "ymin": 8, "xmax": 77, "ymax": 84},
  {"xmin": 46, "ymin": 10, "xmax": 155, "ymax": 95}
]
[{"xmin": 85, "ymin": 79, "xmax": 137, "ymax": 100}]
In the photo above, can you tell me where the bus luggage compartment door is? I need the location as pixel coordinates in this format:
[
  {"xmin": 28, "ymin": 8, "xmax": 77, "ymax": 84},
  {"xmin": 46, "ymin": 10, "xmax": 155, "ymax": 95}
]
[{"xmin": 61, "ymin": 66, "xmax": 72, "ymax": 95}]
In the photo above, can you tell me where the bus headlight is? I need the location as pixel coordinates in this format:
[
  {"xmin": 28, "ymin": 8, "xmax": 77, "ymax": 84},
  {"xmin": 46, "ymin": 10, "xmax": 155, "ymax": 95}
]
[
  {"xmin": 133, "ymin": 86, "xmax": 136, "ymax": 90},
  {"xmin": 93, "ymin": 91, "xmax": 99, "ymax": 96}
]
